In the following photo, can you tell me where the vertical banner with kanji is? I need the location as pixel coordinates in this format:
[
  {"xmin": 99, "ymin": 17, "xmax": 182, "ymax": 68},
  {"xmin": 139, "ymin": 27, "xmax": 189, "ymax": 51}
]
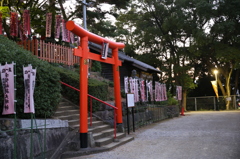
[
  {"xmin": 10, "ymin": 12, "xmax": 18, "ymax": 37},
  {"xmin": 23, "ymin": 10, "xmax": 31, "ymax": 36},
  {"xmin": 23, "ymin": 65, "xmax": 36, "ymax": 114},
  {"xmin": 0, "ymin": 13, "xmax": 2, "ymax": 35},
  {"xmin": 140, "ymin": 79, "xmax": 146, "ymax": 102},
  {"xmin": 55, "ymin": 15, "xmax": 61, "ymax": 39},
  {"xmin": 162, "ymin": 84, "xmax": 167, "ymax": 101},
  {"xmin": 46, "ymin": 13, "xmax": 52, "ymax": 38},
  {"xmin": 147, "ymin": 80, "xmax": 153, "ymax": 101},
  {"xmin": 134, "ymin": 79, "xmax": 139, "ymax": 102},
  {"xmin": 62, "ymin": 19, "xmax": 70, "ymax": 42},
  {"xmin": 155, "ymin": 82, "xmax": 160, "ymax": 101},
  {"xmin": 0, "ymin": 63, "xmax": 15, "ymax": 115},
  {"xmin": 129, "ymin": 77, "xmax": 134, "ymax": 94},
  {"xmin": 176, "ymin": 86, "xmax": 182, "ymax": 100},
  {"xmin": 124, "ymin": 77, "xmax": 128, "ymax": 93}
]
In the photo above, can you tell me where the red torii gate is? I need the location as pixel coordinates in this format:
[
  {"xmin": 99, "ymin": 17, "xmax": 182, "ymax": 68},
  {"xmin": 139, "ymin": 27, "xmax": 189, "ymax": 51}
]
[{"xmin": 66, "ymin": 21, "xmax": 125, "ymax": 148}]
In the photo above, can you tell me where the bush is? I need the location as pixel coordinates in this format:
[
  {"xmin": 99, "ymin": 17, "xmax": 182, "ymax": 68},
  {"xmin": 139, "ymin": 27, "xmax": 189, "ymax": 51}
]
[
  {"xmin": 0, "ymin": 35, "xmax": 61, "ymax": 118},
  {"xmin": 54, "ymin": 66, "xmax": 108, "ymax": 112},
  {"xmin": 167, "ymin": 92, "xmax": 178, "ymax": 105},
  {"xmin": 91, "ymin": 61, "xmax": 102, "ymax": 72}
]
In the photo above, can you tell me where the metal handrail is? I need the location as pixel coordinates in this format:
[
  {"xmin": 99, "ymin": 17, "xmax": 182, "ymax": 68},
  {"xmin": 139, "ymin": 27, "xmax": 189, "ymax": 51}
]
[{"xmin": 59, "ymin": 81, "xmax": 118, "ymax": 138}]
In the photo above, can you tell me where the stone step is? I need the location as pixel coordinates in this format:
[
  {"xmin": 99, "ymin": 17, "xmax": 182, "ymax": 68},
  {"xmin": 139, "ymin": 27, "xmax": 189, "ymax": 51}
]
[
  {"xmin": 68, "ymin": 119, "xmax": 80, "ymax": 127},
  {"xmin": 57, "ymin": 105, "xmax": 76, "ymax": 111},
  {"xmin": 60, "ymin": 136, "xmax": 134, "ymax": 159},
  {"xmin": 95, "ymin": 133, "xmax": 127, "ymax": 147},
  {"xmin": 103, "ymin": 136, "xmax": 134, "ymax": 149},
  {"xmin": 68, "ymin": 119, "xmax": 103, "ymax": 127},
  {"xmin": 93, "ymin": 128, "xmax": 114, "ymax": 140},
  {"xmin": 88, "ymin": 124, "xmax": 111, "ymax": 133},
  {"xmin": 54, "ymin": 109, "xmax": 79, "ymax": 117},
  {"xmin": 89, "ymin": 120, "xmax": 104, "ymax": 128},
  {"xmin": 58, "ymin": 101, "xmax": 71, "ymax": 106},
  {"xmin": 55, "ymin": 114, "xmax": 80, "ymax": 121}
]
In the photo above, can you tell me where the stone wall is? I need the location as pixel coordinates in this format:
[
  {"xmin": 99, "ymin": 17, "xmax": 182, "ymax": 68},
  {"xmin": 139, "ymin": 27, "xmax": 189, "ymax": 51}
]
[
  {"xmin": 94, "ymin": 102, "xmax": 180, "ymax": 130},
  {"xmin": 0, "ymin": 119, "xmax": 69, "ymax": 159}
]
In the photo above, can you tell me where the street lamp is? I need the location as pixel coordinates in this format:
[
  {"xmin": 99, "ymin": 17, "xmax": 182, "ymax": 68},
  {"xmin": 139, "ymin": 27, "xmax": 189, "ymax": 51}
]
[
  {"xmin": 82, "ymin": 0, "xmax": 96, "ymax": 30},
  {"xmin": 81, "ymin": 0, "xmax": 96, "ymax": 75},
  {"xmin": 213, "ymin": 69, "xmax": 219, "ymax": 110}
]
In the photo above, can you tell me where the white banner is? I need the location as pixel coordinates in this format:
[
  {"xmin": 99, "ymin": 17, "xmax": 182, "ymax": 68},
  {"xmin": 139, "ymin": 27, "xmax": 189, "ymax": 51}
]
[
  {"xmin": 0, "ymin": 63, "xmax": 15, "ymax": 115},
  {"xmin": 124, "ymin": 76, "xmax": 128, "ymax": 93},
  {"xmin": 155, "ymin": 82, "xmax": 160, "ymax": 101},
  {"xmin": 147, "ymin": 80, "xmax": 153, "ymax": 101},
  {"xmin": 23, "ymin": 65, "xmax": 36, "ymax": 114},
  {"xmin": 176, "ymin": 86, "xmax": 182, "ymax": 100},
  {"xmin": 140, "ymin": 80, "xmax": 146, "ymax": 102},
  {"xmin": 163, "ymin": 84, "xmax": 167, "ymax": 101},
  {"xmin": 129, "ymin": 77, "xmax": 134, "ymax": 94},
  {"xmin": 155, "ymin": 82, "xmax": 167, "ymax": 101},
  {"xmin": 134, "ymin": 79, "xmax": 139, "ymax": 102}
]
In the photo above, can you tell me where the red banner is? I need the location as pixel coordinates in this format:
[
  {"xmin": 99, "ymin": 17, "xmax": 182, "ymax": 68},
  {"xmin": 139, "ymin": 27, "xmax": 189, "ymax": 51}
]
[
  {"xmin": 0, "ymin": 13, "xmax": 2, "ymax": 35},
  {"xmin": 46, "ymin": 13, "xmax": 52, "ymax": 37},
  {"xmin": 55, "ymin": 15, "xmax": 61, "ymax": 39},
  {"xmin": 10, "ymin": 12, "xmax": 18, "ymax": 37},
  {"xmin": 62, "ymin": 19, "xmax": 69, "ymax": 42},
  {"xmin": 23, "ymin": 10, "xmax": 31, "ymax": 36}
]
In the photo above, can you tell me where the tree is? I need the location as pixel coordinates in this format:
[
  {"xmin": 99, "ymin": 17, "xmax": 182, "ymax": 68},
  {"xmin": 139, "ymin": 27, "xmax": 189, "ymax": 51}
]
[
  {"xmin": 116, "ymin": 0, "xmax": 199, "ymax": 110},
  {"xmin": 1, "ymin": 0, "xmax": 130, "ymax": 40},
  {"xmin": 190, "ymin": 0, "xmax": 240, "ymax": 109}
]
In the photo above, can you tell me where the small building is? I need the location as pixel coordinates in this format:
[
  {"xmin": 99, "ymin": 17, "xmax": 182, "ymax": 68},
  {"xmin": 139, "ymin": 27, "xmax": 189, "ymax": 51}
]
[{"xmin": 89, "ymin": 42, "xmax": 161, "ymax": 89}]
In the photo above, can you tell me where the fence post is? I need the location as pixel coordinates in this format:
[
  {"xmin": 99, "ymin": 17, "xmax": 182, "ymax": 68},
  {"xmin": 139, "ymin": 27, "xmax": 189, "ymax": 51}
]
[
  {"xmin": 233, "ymin": 95, "xmax": 236, "ymax": 109},
  {"xmin": 194, "ymin": 98, "xmax": 197, "ymax": 111},
  {"xmin": 213, "ymin": 97, "xmax": 216, "ymax": 111}
]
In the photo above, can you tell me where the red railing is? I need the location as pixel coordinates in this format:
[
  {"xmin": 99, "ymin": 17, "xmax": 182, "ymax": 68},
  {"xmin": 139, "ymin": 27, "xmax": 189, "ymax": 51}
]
[{"xmin": 59, "ymin": 81, "xmax": 118, "ymax": 138}]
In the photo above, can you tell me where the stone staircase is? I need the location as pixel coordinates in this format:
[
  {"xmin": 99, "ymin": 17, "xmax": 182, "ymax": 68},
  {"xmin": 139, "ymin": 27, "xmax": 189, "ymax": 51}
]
[{"xmin": 53, "ymin": 98, "xmax": 134, "ymax": 158}]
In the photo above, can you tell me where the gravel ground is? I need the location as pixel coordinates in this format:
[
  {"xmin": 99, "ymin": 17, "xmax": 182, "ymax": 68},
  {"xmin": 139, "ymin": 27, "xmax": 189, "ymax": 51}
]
[{"xmin": 69, "ymin": 111, "xmax": 240, "ymax": 159}]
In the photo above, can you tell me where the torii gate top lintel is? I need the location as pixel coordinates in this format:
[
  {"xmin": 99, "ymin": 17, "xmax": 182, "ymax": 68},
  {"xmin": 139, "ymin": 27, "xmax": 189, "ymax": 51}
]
[{"xmin": 66, "ymin": 21, "xmax": 125, "ymax": 49}]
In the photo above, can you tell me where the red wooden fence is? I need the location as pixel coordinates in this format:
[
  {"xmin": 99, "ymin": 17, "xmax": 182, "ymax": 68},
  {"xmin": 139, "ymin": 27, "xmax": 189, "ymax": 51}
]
[{"xmin": 17, "ymin": 40, "xmax": 80, "ymax": 66}]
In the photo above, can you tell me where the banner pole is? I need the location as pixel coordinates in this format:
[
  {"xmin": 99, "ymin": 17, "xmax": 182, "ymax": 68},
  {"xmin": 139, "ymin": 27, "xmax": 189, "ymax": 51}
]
[
  {"xmin": 44, "ymin": 113, "xmax": 46, "ymax": 158},
  {"xmin": 30, "ymin": 113, "xmax": 33, "ymax": 159},
  {"xmin": 13, "ymin": 62, "xmax": 17, "ymax": 159}
]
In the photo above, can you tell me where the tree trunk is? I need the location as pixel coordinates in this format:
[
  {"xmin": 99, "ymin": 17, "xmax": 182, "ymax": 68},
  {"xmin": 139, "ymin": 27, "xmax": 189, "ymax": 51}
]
[
  {"xmin": 182, "ymin": 89, "xmax": 187, "ymax": 111},
  {"xmin": 225, "ymin": 68, "xmax": 232, "ymax": 110},
  {"xmin": 233, "ymin": 69, "xmax": 239, "ymax": 95}
]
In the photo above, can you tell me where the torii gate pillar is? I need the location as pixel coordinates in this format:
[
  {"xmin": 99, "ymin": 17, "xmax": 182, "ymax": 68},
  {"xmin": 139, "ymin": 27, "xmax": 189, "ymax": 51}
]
[{"xmin": 66, "ymin": 21, "xmax": 125, "ymax": 148}]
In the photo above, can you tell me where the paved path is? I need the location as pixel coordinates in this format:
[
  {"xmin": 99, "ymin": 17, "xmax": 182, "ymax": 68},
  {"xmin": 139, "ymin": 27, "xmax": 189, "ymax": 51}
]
[{"xmin": 70, "ymin": 111, "xmax": 240, "ymax": 159}]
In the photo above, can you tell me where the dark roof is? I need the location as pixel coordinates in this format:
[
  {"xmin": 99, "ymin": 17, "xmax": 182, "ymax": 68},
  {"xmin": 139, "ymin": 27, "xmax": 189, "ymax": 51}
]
[{"xmin": 89, "ymin": 42, "xmax": 161, "ymax": 73}]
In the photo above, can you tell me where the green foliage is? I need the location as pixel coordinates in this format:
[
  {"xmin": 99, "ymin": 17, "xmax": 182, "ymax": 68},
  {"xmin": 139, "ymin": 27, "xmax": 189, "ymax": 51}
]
[
  {"xmin": 166, "ymin": 92, "xmax": 178, "ymax": 106},
  {"xmin": 91, "ymin": 61, "xmax": 102, "ymax": 72},
  {"xmin": 54, "ymin": 66, "xmax": 108, "ymax": 112},
  {"xmin": 0, "ymin": 35, "xmax": 61, "ymax": 118}
]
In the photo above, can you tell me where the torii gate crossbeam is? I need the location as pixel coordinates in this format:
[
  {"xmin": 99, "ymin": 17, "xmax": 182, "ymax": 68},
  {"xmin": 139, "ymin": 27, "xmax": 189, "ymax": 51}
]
[{"xmin": 66, "ymin": 21, "xmax": 125, "ymax": 148}]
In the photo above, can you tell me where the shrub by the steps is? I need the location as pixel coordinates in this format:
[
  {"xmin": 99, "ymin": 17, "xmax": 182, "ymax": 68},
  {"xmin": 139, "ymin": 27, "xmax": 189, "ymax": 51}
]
[
  {"xmin": 0, "ymin": 35, "xmax": 61, "ymax": 118},
  {"xmin": 54, "ymin": 66, "xmax": 108, "ymax": 112}
]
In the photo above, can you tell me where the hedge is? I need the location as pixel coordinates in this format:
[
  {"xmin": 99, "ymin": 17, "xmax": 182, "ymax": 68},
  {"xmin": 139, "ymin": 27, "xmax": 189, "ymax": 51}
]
[
  {"xmin": 0, "ymin": 35, "xmax": 61, "ymax": 118},
  {"xmin": 54, "ymin": 66, "xmax": 108, "ymax": 112}
]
